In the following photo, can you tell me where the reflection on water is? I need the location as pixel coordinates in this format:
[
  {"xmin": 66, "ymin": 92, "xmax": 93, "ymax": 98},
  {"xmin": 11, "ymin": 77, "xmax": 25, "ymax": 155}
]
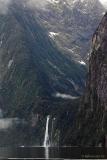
[
  {"xmin": 0, "ymin": 147, "xmax": 106, "ymax": 159},
  {"xmin": 0, "ymin": 147, "xmax": 75, "ymax": 159},
  {"xmin": 44, "ymin": 147, "xmax": 49, "ymax": 159}
]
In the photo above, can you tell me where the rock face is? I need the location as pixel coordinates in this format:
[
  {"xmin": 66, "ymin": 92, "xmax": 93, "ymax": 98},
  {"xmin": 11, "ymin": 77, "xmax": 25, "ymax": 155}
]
[
  {"xmin": 64, "ymin": 13, "xmax": 107, "ymax": 146},
  {"xmin": 87, "ymin": 13, "xmax": 107, "ymax": 112}
]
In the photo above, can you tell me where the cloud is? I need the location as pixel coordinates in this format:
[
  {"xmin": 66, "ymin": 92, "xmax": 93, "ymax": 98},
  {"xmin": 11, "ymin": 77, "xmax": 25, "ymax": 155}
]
[
  {"xmin": 0, "ymin": 0, "xmax": 51, "ymax": 14},
  {"xmin": 55, "ymin": 92, "xmax": 78, "ymax": 100},
  {"xmin": 99, "ymin": 0, "xmax": 107, "ymax": 8},
  {"xmin": 0, "ymin": 0, "xmax": 12, "ymax": 14}
]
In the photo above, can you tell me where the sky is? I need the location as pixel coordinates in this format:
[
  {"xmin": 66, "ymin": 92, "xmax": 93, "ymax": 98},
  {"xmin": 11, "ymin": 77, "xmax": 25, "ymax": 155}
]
[
  {"xmin": 0, "ymin": 0, "xmax": 12, "ymax": 14},
  {"xmin": 99, "ymin": 0, "xmax": 107, "ymax": 8},
  {"xmin": 0, "ymin": 0, "xmax": 49, "ymax": 14}
]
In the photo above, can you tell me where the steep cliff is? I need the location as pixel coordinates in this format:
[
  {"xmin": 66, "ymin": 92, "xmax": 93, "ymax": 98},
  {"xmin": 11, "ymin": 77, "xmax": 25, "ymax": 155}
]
[
  {"xmin": 0, "ymin": 0, "xmax": 86, "ymax": 146},
  {"xmin": 64, "ymin": 13, "xmax": 107, "ymax": 147}
]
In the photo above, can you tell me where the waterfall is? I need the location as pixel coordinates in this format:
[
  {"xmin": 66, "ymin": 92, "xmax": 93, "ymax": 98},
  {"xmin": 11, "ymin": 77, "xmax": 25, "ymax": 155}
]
[
  {"xmin": 43, "ymin": 115, "xmax": 50, "ymax": 147},
  {"xmin": 0, "ymin": 109, "xmax": 3, "ymax": 118}
]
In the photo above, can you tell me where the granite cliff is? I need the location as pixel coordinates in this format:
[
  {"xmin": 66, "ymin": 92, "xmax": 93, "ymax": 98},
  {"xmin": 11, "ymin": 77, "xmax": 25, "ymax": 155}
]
[{"xmin": 64, "ymin": 13, "xmax": 107, "ymax": 147}]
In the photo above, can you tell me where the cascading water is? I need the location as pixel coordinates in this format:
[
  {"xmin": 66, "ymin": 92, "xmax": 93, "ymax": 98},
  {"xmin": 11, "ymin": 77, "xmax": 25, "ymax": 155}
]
[
  {"xmin": 43, "ymin": 115, "xmax": 50, "ymax": 147},
  {"xmin": 0, "ymin": 109, "xmax": 3, "ymax": 118}
]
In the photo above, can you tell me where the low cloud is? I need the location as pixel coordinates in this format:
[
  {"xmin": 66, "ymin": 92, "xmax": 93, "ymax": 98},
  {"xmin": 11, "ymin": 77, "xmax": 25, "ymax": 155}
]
[
  {"xmin": 0, "ymin": 118, "xmax": 13, "ymax": 129},
  {"xmin": 0, "ymin": 0, "xmax": 12, "ymax": 14},
  {"xmin": 0, "ymin": 0, "xmax": 51, "ymax": 14},
  {"xmin": 55, "ymin": 92, "xmax": 78, "ymax": 100}
]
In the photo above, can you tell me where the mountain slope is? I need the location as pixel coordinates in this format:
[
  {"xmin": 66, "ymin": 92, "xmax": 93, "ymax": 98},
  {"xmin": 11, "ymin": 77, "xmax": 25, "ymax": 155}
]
[
  {"xmin": 34, "ymin": 0, "xmax": 105, "ymax": 62},
  {"xmin": 0, "ymin": 1, "xmax": 86, "ymax": 118}
]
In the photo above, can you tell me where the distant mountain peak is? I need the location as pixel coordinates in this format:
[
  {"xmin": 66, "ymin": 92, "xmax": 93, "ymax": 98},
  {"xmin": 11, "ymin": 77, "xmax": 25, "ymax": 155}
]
[{"xmin": 35, "ymin": 0, "xmax": 105, "ymax": 63}]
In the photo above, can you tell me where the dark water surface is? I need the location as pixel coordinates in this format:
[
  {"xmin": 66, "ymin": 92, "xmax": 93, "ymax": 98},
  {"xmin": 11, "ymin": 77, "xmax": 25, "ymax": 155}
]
[{"xmin": 0, "ymin": 147, "xmax": 106, "ymax": 159}]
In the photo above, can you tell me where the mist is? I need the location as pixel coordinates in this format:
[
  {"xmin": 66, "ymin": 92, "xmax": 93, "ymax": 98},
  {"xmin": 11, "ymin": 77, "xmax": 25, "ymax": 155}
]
[
  {"xmin": 0, "ymin": 0, "xmax": 106, "ymax": 12},
  {"xmin": 0, "ymin": 119, "xmax": 13, "ymax": 129},
  {"xmin": 0, "ymin": 0, "xmax": 51, "ymax": 14},
  {"xmin": 0, "ymin": 0, "xmax": 12, "ymax": 14}
]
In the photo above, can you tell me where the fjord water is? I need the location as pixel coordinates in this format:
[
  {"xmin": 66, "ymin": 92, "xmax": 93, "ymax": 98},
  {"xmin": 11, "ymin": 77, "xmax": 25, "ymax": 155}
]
[
  {"xmin": 0, "ymin": 146, "xmax": 82, "ymax": 159},
  {"xmin": 0, "ymin": 117, "xmax": 75, "ymax": 159},
  {"xmin": 0, "ymin": 146, "xmax": 106, "ymax": 159},
  {"xmin": 0, "ymin": 117, "xmax": 106, "ymax": 159}
]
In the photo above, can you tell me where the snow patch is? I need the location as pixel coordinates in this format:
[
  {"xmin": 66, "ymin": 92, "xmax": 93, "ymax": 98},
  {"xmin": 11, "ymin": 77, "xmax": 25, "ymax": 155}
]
[
  {"xmin": 72, "ymin": 0, "xmax": 78, "ymax": 4},
  {"xmin": 49, "ymin": 32, "xmax": 59, "ymax": 39},
  {"xmin": 102, "ymin": 12, "xmax": 105, "ymax": 15},
  {"xmin": 78, "ymin": 60, "xmax": 86, "ymax": 65},
  {"xmin": 8, "ymin": 59, "xmax": 13, "ymax": 69},
  {"xmin": 55, "ymin": 92, "xmax": 78, "ymax": 100},
  {"xmin": 47, "ymin": 0, "xmax": 59, "ymax": 4},
  {"xmin": 67, "ymin": 48, "xmax": 74, "ymax": 53}
]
